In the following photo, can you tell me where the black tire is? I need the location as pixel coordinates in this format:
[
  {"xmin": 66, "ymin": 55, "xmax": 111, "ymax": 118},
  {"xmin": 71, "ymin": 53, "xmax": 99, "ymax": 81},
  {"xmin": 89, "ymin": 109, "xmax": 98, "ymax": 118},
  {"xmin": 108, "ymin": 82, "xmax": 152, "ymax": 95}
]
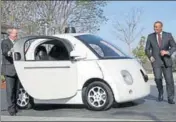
[
  {"xmin": 16, "ymin": 83, "xmax": 34, "ymax": 109},
  {"xmin": 82, "ymin": 81, "xmax": 114, "ymax": 111}
]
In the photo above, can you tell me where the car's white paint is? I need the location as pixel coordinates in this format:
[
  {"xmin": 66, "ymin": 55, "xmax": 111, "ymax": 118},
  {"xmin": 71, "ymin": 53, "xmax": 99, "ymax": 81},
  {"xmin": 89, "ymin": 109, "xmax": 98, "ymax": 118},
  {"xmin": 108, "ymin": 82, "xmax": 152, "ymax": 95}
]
[
  {"xmin": 13, "ymin": 33, "xmax": 150, "ymax": 105},
  {"xmin": 14, "ymin": 61, "xmax": 78, "ymax": 100},
  {"xmin": 97, "ymin": 59, "xmax": 150, "ymax": 103}
]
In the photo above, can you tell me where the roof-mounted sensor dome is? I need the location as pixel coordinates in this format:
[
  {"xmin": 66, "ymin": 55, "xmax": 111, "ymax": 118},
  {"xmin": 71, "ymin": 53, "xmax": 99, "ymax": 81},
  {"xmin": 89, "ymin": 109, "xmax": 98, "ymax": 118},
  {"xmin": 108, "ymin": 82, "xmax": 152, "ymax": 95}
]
[{"xmin": 65, "ymin": 27, "xmax": 76, "ymax": 33}]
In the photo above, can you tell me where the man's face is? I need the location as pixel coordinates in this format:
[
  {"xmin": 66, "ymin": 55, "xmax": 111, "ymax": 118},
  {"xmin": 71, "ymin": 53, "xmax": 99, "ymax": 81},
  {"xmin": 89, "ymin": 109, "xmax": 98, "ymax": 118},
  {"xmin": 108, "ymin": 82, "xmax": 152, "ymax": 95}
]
[
  {"xmin": 9, "ymin": 29, "xmax": 18, "ymax": 41},
  {"xmin": 154, "ymin": 23, "xmax": 162, "ymax": 33}
]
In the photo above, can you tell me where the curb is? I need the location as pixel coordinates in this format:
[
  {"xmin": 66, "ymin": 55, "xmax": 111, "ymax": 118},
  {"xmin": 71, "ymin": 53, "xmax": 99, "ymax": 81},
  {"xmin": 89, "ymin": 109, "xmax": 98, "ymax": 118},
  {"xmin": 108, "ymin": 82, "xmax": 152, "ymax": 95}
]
[{"xmin": 1, "ymin": 115, "xmax": 157, "ymax": 121}]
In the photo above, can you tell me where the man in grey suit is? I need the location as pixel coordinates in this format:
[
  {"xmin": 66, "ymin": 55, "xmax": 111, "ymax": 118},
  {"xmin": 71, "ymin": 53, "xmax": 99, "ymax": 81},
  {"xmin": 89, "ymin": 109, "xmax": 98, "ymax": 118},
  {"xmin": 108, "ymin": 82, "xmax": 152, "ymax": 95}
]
[
  {"xmin": 1, "ymin": 28, "xmax": 19, "ymax": 115},
  {"xmin": 145, "ymin": 21, "xmax": 176, "ymax": 104}
]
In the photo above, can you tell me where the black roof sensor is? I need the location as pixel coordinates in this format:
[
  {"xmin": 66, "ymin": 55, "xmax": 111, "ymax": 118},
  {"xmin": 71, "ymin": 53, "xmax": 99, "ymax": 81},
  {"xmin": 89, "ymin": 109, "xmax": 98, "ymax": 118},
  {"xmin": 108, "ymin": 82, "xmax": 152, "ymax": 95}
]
[{"xmin": 65, "ymin": 27, "xmax": 76, "ymax": 33}]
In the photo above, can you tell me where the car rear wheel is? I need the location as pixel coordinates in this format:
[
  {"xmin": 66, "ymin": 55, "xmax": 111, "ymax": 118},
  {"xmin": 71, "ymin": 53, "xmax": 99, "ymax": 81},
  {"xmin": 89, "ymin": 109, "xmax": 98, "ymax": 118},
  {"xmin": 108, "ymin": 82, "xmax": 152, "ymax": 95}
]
[
  {"xmin": 82, "ymin": 81, "xmax": 114, "ymax": 111},
  {"xmin": 16, "ymin": 85, "xmax": 34, "ymax": 109}
]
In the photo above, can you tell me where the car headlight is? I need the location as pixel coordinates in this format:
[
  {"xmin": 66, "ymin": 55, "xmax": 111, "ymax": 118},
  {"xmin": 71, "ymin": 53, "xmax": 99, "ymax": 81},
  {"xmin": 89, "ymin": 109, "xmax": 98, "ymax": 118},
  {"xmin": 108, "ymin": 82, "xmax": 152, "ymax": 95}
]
[{"xmin": 121, "ymin": 70, "xmax": 133, "ymax": 85}]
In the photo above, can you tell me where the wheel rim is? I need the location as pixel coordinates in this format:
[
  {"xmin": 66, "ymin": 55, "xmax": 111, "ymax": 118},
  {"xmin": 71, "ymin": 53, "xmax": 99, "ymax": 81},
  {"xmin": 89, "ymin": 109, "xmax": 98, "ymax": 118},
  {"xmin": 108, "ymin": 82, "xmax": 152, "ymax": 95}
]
[
  {"xmin": 87, "ymin": 86, "xmax": 107, "ymax": 108},
  {"xmin": 17, "ymin": 88, "xmax": 30, "ymax": 107}
]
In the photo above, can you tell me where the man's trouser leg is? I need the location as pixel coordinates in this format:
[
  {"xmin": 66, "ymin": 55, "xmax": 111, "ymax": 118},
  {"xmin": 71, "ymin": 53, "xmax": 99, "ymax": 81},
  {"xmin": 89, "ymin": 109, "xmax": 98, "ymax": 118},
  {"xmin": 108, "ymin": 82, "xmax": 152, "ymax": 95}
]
[
  {"xmin": 162, "ymin": 67, "xmax": 175, "ymax": 100},
  {"xmin": 5, "ymin": 76, "xmax": 17, "ymax": 113},
  {"xmin": 153, "ymin": 67, "xmax": 163, "ymax": 94}
]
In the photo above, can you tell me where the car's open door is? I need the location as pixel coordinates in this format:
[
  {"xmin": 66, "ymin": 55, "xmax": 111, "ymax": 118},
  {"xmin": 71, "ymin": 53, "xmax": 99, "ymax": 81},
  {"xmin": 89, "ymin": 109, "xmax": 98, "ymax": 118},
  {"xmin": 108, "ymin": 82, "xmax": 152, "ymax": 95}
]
[{"xmin": 13, "ymin": 36, "xmax": 78, "ymax": 100}]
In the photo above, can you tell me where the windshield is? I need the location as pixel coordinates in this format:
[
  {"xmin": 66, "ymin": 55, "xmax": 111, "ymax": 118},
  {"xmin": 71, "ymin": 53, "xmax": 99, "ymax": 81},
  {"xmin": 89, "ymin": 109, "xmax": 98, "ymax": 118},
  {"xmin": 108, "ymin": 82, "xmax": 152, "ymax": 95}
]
[{"xmin": 75, "ymin": 34, "xmax": 129, "ymax": 59}]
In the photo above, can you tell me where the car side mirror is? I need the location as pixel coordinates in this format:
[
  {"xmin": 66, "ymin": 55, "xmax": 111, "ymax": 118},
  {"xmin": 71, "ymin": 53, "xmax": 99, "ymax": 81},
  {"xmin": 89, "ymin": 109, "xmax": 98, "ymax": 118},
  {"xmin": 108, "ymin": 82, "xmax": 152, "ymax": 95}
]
[{"xmin": 70, "ymin": 50, "xmax": 86, "ymax": 60}]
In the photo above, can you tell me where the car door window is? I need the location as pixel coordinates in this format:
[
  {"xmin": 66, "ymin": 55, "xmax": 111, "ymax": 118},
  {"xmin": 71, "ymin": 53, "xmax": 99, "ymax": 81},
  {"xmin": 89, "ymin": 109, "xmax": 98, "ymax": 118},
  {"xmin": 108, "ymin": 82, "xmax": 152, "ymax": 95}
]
[{"xmin": 25, "ymin": 38, "xmax": 72, "ymax": 61}]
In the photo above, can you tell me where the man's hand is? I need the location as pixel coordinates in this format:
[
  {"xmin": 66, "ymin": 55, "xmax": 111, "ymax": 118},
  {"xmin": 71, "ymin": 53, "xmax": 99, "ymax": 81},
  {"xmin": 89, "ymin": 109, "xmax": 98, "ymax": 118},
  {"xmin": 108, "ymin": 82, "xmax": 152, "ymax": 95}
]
[
  {"xmin": 7, "ymin": 48, "xmax": 14, "ymax": 56},
  {"xmin": 7, "ymin": 51, "xmax": 12, "ymax": 56},
  {"xmin": 150, "ymin": 56, "xmax": 155, "ymax": 62},
  {"xmin": 160, "ymin": 50, "xmax": 169, "ymax": 56},
  {"xmin": 10, "ymin": 48, "xmax": 14, "ymax": 52}
]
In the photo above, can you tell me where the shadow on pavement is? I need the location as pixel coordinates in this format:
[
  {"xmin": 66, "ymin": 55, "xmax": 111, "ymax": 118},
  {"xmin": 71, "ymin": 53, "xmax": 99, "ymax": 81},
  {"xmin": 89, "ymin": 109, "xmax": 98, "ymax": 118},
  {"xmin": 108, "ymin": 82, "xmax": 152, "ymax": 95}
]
[
  {"xmin": 33, "ymin": 99, "xmax": 145, "ymax": 111},
  {"xmin": 33, "ymin": 104, "xmax": 86, "ymax": 111},
  {"xmin": 145, "ymin": 94, "xmax": 168, "ymax": 103},
  {"xmin": 113, "ymin": 99, "xmax": 145, "ymax": 108},
  {"xmin": 112, "ymin": 111, "xmax": 161, "ymax": 121}
]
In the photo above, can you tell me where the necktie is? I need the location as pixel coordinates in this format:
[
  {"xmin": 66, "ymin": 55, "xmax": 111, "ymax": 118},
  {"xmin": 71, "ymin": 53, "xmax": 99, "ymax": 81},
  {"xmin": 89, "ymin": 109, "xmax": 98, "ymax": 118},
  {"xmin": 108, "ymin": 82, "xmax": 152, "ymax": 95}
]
[{"xmin": 158, "ymin": 33, "xmax": 162, "ymax": 47}]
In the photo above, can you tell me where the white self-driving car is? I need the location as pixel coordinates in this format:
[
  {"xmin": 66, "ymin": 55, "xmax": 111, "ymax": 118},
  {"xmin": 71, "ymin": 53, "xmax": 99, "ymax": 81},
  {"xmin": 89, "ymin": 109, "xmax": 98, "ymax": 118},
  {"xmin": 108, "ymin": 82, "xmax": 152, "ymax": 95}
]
[{"xmin": 12, "ymin": 33, "xmax": 150, "ymax": 111}]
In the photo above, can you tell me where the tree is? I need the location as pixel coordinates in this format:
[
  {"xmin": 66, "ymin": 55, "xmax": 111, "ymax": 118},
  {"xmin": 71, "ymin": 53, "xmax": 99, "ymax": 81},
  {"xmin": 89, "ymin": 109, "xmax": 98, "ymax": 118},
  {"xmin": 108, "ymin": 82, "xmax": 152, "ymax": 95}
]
[
  {"xmin": 172, "ymin": 36, "xmax": 176, "ymax": 72},
  {"xmin": 1, "ymin": 1, "xmax": 107, "ymax": 37},
  {"xmin": 112, "ymin": 7, "xmax": 144, "ymax": 55},
  {"xmin": 172, "ymin": 52, "xmax": 176, "ymax": 72},
  {"xmin": 132, "ymin": 36, "xmax": 148, "ymax": 64}
]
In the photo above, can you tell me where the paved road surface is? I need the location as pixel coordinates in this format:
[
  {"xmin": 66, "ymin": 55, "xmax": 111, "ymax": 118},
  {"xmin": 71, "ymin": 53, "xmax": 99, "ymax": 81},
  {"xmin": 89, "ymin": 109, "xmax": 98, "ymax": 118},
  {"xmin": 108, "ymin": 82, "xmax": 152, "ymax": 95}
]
[{"xmin": 1, "ymin": 81, "xmax": 176, "ymax": 121}]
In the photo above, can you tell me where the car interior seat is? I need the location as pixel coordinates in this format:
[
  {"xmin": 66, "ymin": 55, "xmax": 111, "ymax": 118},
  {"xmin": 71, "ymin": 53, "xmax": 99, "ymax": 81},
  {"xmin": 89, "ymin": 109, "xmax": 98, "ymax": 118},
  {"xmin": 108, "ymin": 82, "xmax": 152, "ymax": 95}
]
[
  {"xmin": 49, "ymin": 45, "xmax": 69, "ymax": 60},
  {"xmin": 35, "ymin": 46, "xmax": 48, "ymax": 60}
]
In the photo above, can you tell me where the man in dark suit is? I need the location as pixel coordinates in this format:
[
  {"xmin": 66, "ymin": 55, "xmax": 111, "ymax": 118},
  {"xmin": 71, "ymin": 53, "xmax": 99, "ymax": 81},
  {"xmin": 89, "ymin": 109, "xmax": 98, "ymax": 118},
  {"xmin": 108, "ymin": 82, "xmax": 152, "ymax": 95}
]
[
  {"xmin": 1, "ymin": 28, "xmax": 19, "ymax": 115},
  {"xmin": 145, "ymin": 21, "xmax": 176, "ymax": 104}
]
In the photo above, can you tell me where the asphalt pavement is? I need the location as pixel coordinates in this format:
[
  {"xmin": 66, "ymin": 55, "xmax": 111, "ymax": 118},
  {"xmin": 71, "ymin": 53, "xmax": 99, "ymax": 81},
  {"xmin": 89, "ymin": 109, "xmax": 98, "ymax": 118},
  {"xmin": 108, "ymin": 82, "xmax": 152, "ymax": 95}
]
[{"xmin": 1, "ymin": 81, "xmax": 176, "ymax": 121}]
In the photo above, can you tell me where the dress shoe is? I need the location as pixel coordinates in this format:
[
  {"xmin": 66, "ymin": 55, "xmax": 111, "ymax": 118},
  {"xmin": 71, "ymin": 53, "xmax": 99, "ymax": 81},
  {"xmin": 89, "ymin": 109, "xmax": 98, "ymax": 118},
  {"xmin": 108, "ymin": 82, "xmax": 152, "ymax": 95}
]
[
  {"xmin": 15, "ymin": 106, "xmax": 19, "ymax": 113},
  {"xmin": 9, "ymin": 111, "xmax": 16, "ymax": 116},
  {"xmin": 158, "ymin": 94, "xmax": 163, "ymax": 101},
  {"xmin": 168, "ymin": 99, "xmax": 175, "ymax": 104}
]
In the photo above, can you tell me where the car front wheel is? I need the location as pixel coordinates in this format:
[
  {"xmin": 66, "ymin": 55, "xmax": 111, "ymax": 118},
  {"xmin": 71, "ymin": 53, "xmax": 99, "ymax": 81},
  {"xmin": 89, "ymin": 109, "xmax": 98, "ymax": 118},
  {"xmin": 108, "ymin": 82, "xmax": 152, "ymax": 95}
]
[{"xmin": 82, "ymin": 81, "xmax": 114, "ymax": 111}]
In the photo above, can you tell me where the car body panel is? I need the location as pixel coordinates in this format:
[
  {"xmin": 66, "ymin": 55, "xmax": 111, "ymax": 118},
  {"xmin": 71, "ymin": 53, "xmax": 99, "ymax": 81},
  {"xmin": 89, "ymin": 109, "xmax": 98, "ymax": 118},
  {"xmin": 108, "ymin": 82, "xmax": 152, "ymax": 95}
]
[
  {"xmin": 34, "ymin": 60, "xmax": 104, "ymax": 104},
  {"xmin": 97, "ymin": 59, "xmax": 150, "ymax": 103},
  {"xmin": 13, "ymin": 36, "xmax": 78, "ymax": 100}
]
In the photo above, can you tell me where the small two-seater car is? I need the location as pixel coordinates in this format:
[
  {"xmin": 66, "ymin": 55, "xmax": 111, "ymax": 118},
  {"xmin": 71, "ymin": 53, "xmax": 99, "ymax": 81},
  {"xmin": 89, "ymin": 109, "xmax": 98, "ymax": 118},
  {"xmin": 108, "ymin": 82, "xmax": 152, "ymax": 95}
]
[{"xmin": 12, "ymin": 32, "xmax": 150, "ymax": 111}]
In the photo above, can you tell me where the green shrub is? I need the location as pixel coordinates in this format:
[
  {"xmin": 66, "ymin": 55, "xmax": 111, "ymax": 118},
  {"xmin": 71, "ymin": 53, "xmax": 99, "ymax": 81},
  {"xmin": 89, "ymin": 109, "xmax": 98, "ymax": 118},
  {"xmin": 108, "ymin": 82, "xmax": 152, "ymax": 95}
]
[{"xmin": 1, "ymin": 75, "xmax": 5, "ymax": 82}]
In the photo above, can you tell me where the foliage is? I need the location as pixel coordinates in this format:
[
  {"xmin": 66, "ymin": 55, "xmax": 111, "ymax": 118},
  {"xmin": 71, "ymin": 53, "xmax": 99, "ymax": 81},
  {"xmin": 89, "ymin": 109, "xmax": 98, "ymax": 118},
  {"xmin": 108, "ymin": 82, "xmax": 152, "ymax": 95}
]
[
  {"xmin": 1, "ymin": 1, "xmax": 107, "ymax": 37},
  {"xmin": 172, "ymin": 37, "xmax": 176, "ymax": 72},
  {"xmin": 172, "ymin": 52, "xmax": 176, "ymax": 72},
  {"xmin": 132, "ymin": 36, "xmax": 148, "ymax": 63},
  {"xmin": 1, "ymin": 75, "xmax": 5, "ymax": 82}
]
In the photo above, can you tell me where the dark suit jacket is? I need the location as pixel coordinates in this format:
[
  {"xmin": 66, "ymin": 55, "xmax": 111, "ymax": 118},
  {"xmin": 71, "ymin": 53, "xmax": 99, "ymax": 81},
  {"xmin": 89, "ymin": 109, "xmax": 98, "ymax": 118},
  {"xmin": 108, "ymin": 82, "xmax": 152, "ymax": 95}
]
[
  {"xmin": 1, "ymin": 38, "xmax": 16, "ymax": 76},
  {"xmin": 145, "ymin": 31, "xmax": 176, "ymax": 67}
]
